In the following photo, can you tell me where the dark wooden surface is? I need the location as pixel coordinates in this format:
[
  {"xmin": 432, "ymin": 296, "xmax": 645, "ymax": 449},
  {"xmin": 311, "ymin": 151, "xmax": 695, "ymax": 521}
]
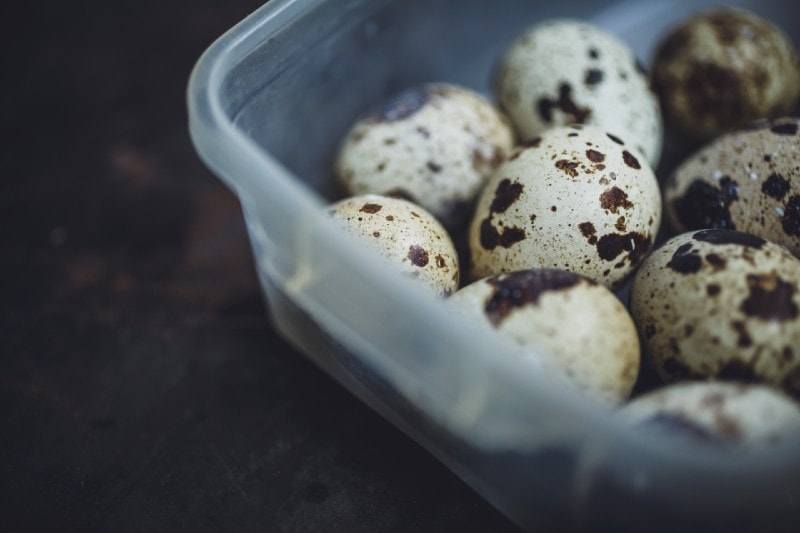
[{"xmin": 0, "ymin": 1, "xmax": 518, "ymax": 530}]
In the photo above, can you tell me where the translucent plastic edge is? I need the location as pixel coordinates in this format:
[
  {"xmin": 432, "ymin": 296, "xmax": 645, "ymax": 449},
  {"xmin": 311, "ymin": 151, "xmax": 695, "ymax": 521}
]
[{"xmin": 186, "ymin": 0, "xmax": 800, "ymax": 502}]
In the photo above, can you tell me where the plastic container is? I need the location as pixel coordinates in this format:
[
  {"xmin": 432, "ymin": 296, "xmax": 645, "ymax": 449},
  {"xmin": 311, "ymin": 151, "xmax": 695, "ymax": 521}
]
[{"xmin": 188, "ymin": 0, "xmax": 800, "ymax": 530}]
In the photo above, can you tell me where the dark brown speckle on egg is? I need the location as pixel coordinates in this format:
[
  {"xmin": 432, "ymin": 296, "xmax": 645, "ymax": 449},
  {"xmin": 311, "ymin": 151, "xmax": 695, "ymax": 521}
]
[
  {"xmin": 579, "ymin": 221, "xmax": 598, "ymax": 245},
  {"xmin": 360, "ymin": 203, "xmax": 383, "ymax": 214},
  {"xmin": 705, "ymin": 253, "xmax": 726, "ymax": 269},
  {"xmin": 730, "ymin": 321, "xmax": 753, "ymax": 348},
  {"xmin": 672, "ymin": 178, "xmax": 739, "ymax": 230},
  {"xmin": 536, "ymin": 83, "xmax": 592, "ymax": 124},
  {"xmin": 666, "ymin": 243, "xmax": 702, "ymax": 274},
  {"xmin": 599, "ymin": 186, "xmax": 633, "ymax": 213},
  {"xmin": 479, "ymin": 178, "xmax": 528, "ymax": 251},
  {"xmin": 782, "ymin": 195, "xmax": 800, "ymax": 236},
  {"xmin": 596, "ymin": 232, "xmax": 651, "ymax": 265},
  {"xmin": 762, "ymin": 173, "xmax": 790, "ymax": 200},
  {"xmin": 555, "ymin": 159, "xmax": 580, "ymax": 177},
  {"xmin": 407, "ymin": 244, "xmax": 429, "ymax": 267},
  {"xmin": 741, "ymin": 273, "xmax": 798, "ymax": 321},
  {"xmin": 586, "ymin": 149, "xmax": 605, "ymax": 163},
  {"xmin": 426, "ymin": 161, "xmax": 442, "ymax": 173},
  {"xmin": 480, "ymin": 219, "xmax": 526, "ymax": 250},
  {"xmin": 622, "ymin": 150, "xmax": 641, "ymax": 169},
  {"xmin": 584, "ymin": 69, "xmax": 604, "ymax": 86},
  {"xmin": 490, "ymin": 179, "xmax": 524, "ymax": 213},
  {"xmin": 606, "ymin": 133, "xmax": 625, "ymax": 145},
  {"xmin": 483, "ymin": 269, "xmax": 586, "ymax": 326}
]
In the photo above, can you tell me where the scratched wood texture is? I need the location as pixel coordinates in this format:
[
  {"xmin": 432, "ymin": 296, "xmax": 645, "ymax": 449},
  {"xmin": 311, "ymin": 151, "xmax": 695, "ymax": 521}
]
[{"xmin": 0, "ymin": 1, "xmax": 517, "ymax": 530}]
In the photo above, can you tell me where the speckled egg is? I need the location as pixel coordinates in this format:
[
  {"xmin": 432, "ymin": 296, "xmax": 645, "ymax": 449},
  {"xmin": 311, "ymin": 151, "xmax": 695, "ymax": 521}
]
[
  {"xmin": 618, "ymin": 382, "xmax": 800, "ymax": 447},
  {"xmin": 335, "ymin": 83, "xmax": 515, "ymax": 227},
  {"xmin": 468, "ymin": 125, "xmax": 661, "ymax": 289},
  {"xmin": 327, "ymin": 194, "xmax": 459, "ymax": 296},
  {"xmin": 448, "ymin": 269, "xmax": 640, "ymax": 406},
  {"xmin": 494, "ymin": 19, "xmax": 663, "ymax": 166},
  {"xmin": 665, "ymin": 117, "xmax": 800, "ymax": 257},
  {"xmin": 630, "ymin": 229, "xmax": 800, "ymax": 397},
  {"xmin": 652, "ymin": 8, "xmax": 800, "ymax": 140}
]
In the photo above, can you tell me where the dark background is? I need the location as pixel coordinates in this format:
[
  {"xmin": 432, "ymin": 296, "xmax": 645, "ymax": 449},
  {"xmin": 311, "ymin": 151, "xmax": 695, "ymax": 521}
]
[{"xmin": 1, "ymin": 1, "xmax": 517, "ymax": 530}]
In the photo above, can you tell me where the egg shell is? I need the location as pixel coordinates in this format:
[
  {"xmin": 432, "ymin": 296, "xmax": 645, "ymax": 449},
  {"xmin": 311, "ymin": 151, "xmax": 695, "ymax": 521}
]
[
  {"xmin": 665, "ymin": 117, "xmax": 800, "ymax": 257},
  {"xmin": 328, "ymin": 195, "xmax": 459, "ymax": 296},
  {"xmin": 494, "ymin": 19, "xmax": 663, "ymax": 166},
  {"xmin": 468, "ymin": 125, "xmax": 661, "ymax": 289},
  {"xmin": 652, "ymin": 8, "xmax": 800, "ymax": 140},
  {"xmin": 630, "ymin": 229, "xmax": 800, "ymax": 397},
  {"xmin": 335, "ymin": 83, "xmax": 515, "ymax": 227},
  {"xmin": 618, "ymin": 382, "xmax": 800, "ymax": 447},
  {"xmin": 448, "ymin": 269, "xmax": 640, "ymax": 406}
]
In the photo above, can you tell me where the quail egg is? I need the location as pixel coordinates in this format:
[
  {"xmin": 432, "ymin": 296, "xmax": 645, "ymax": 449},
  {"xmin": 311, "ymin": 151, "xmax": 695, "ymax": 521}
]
[
  {"xmin": 448, "ymin": 269, "xmax": 640, "ymax": 406},
  {"xmin": 327, "ymin": 194, "xmax": 459, "ymax": 296},
  {"xmin": 630, "ymin": 229, "xmax": 800, "ymax": 397},
  {"xmin": 652, "ymin": 7, "xmax": 800, "ymax": 140},
  {"xmin": 335, "ymin": 83, "xmax": 515, "ymax": 227},
  {"xmin": 665, "ymin": 117, "xmax": 800, "ymax": 257},
  {"xmin": 468, "ymin": 125, "xmax": 661, "ymax": 289},
  {"xmin": 619, "ymin": 382, "xmax": 800, "ymax": 447},
  {"xmin": 494, "ymin": 19, "xmax": 663, "ymax": 166}
]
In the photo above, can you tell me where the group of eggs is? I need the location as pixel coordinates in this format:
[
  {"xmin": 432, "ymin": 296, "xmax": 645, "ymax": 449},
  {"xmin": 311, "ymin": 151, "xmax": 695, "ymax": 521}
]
[{"xmin": 326, "ymin": 8, "xmax": 800, "ymax": 447}]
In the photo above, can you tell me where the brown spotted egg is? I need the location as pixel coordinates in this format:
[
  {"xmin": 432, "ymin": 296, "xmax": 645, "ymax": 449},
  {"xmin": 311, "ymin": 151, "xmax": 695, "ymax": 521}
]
[
  {"xmin": 631, "ymin": 229, "xmax": 800, "ymax": 397},
  {"xmin": 328, "ymin": 195, "xmax": 459, "ymax": 296},
  {"xmin": 448, "ymin": 269, "xmax": 640, "ymax": 406},
  {"xmin": 619, "ymin": 382, "xmax": 800, "ymax": 447},
  {"xmin": 335, "ymin": 83, "xmax": 515, "ymax": 227},
  {"xmin": 494, "ymin": 19, "xmax": 663, "ymax": 166},
  {"xmin": 652, "ymin": 8, "xmax": 800, "ymax": 140},
  {"xmin": 665, "ymin": 117, "xmax": 800, "ymax": 257},
  {"xmin": 468, "ymin": 125, "xmax": 661, "ymax": 289}
]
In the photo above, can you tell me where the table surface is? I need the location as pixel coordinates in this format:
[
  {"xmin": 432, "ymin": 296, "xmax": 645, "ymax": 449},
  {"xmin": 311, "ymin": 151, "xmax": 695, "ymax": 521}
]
[{"xmin": 1, "ymin": 1, "xmax": 518, "ymax": 530}]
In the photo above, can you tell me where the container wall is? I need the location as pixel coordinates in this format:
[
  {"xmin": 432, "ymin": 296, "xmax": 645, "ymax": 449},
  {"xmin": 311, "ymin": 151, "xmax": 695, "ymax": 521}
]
[{"xmin": 189, "ymin": 0, "xmax": 800, "ymax": 529}]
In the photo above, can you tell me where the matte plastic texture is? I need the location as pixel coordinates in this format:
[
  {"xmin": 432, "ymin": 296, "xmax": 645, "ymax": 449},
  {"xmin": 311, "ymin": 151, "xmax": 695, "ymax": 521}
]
[{"xmin": 188, "ymin": 0, "xmax": 800, "ymax": 530}]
